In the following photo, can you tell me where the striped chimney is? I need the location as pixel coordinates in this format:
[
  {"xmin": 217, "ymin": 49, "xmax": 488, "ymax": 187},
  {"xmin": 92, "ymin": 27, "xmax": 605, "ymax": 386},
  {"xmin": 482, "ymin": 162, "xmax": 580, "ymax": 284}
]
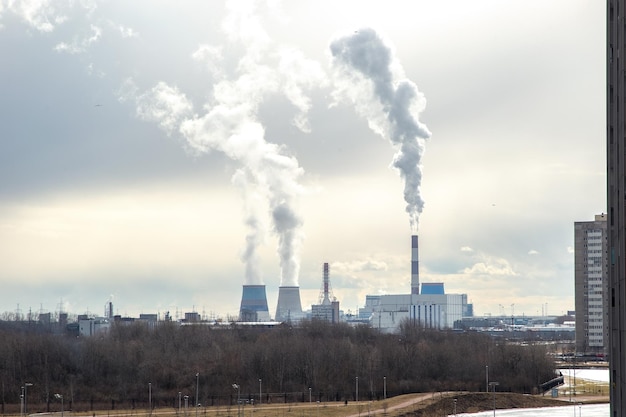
[{"xmin": 411, "ymin": 235, "xmax": 419, "ymax": 295}]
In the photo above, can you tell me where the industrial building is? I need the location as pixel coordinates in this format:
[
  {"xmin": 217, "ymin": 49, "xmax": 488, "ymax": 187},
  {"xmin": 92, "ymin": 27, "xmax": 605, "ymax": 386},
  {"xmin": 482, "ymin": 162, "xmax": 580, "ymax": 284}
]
[
  {"xmin": 78, "ymin": 316, "xmax": 110, "ymax": 336},
  {"xmin": 574, "ymin": 214, "xmax": 608, "ymax": 356},
  {"xmin": 362, "ymin": 286, "xmax": 467, "ymax": 332},
  {"xmin": 359, "ymin": 235, "xmax": 471, "ymax": 333}
]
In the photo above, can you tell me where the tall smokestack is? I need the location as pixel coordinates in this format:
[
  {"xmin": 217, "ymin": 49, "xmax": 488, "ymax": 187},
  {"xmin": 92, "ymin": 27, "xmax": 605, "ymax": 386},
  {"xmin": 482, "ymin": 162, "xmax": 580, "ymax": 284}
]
[
  {"xmin": 239, "ymin": 285, "xmax": 270, "ymax": 322},
  {"xmin": 411, "ymin": 235, "xmax": 419, "ymax": 295},
  {"xmin": 321, "ymin": 262, "xmax": 331, "ymax": 305},
  {"xmin": 275, "ymin": 286, "xmax": 303, "ymax": 322},
  {"xmin": 106, "ymin": 301, "xmax": 113, "ymax": 319}
]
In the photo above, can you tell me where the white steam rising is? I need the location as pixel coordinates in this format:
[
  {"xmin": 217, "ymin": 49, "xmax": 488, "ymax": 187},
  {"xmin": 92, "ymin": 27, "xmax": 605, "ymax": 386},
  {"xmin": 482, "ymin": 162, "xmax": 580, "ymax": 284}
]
[
  {"xmin": 330, "ymin": 28, "xmax": 431, "ymax": 232},
  {"xmin": 120, "ymin": 2, "xmax": 324, "ymax": 287},
  {"xmin": 231, "ymin": 168, "xmax": 266, "ymax": 285}
]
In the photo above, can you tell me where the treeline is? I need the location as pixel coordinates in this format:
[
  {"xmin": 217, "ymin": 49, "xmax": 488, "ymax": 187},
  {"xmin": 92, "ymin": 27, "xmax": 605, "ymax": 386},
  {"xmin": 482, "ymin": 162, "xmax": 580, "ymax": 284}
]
[{"xmin": 0, "ymin": 319, "xmax": 556, "ymax": 413}]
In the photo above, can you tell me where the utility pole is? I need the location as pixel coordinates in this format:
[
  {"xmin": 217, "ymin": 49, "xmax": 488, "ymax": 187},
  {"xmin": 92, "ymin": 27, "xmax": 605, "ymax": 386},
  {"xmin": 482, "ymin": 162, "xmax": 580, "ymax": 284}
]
[{"xmin": 195, "ymin": 373, "xmax": 199, "ymax": 417}]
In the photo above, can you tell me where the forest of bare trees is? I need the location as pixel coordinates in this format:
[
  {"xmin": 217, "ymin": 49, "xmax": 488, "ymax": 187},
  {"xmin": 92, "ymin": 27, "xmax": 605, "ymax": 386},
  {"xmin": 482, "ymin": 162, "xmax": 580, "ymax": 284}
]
[{"xmin": 0, "ymin": 319, "xmax": 557, "ymax": 414}]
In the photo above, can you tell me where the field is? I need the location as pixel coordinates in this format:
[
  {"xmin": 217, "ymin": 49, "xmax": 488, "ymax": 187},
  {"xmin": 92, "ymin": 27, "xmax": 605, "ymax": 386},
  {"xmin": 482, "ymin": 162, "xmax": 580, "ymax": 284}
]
[{"xmin": 14, "ymin": 391, "xmax": 608, "ymax": 417}]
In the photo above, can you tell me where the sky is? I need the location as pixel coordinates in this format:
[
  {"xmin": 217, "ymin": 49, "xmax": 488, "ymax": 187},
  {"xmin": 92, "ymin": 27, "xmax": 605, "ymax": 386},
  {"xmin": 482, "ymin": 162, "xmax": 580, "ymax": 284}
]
[{"xmin": 0, "ymin": 1, "xmax": 606, "ymax": 320}]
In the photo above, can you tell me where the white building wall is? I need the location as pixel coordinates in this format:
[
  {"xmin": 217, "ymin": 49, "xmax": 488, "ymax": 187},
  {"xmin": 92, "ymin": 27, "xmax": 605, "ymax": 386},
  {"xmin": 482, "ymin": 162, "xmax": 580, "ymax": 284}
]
[
  {"xmin": 443, "ymin": 294, "xmax": 464, "ymax": 328},
  {"xmin": 79, "ymin": 318, "xmax": 111, "ymax": 336},
  {"xmin": 369, "ymin": 293, "xmax": 464, "ymax": 332}
]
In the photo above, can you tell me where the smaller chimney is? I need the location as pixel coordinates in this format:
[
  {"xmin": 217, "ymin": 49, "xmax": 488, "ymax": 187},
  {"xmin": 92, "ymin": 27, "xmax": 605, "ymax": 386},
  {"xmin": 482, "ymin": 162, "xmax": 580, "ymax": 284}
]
[{"xmin": 319, "ymin": 262, "xmax": 333, "ymax": 305}]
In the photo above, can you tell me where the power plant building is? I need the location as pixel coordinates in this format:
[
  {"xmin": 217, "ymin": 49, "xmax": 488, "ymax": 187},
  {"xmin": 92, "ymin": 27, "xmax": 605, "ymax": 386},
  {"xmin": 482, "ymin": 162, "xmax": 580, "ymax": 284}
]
[
  {"xmin": 360, "ymin": 235, "xmax": 470, "ymax": 332},
  {"xmin": 311, "ymin": 302, "xmax": 340, "ymax": 322},
  {"xmin": 364, "ymin": 285, "xmax": 466, "ymax": 332},
  {"xmin": 78, "ymin": 317, "xmax": 111, "ymax": 336},
  {"xmin": 574, "ymin": 214, "xmax": 608, "ymax": 356}
]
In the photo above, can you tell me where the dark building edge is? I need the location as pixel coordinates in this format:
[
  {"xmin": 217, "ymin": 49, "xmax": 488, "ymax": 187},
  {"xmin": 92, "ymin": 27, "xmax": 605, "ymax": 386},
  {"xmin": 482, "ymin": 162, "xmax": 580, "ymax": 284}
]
[{"xmin": 608, "ymin": 1, "xmax": 625, "ymax": 415}]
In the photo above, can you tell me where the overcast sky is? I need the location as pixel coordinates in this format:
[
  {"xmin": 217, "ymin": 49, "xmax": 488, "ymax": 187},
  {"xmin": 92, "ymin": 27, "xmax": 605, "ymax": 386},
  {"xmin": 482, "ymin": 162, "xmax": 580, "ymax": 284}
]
[{"xmin": 0, "ymin": 1, "xmax": 605, "ymax": 320}]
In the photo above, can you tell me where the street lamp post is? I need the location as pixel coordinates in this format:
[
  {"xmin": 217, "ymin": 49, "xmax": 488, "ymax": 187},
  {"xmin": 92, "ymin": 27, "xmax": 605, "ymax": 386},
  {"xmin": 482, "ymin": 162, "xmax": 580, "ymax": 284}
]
[
  {"xmin": 485, "ymin": 366, "xmax": 489, "ymax": 392},
  {"xmin": 20, "ymin": 387, "xmax": 24, "ymax": 417},
  {"xmin": 178, "ymin": 392, "xmax": 182, "ymax": 416},
  {"xmin": 184, "ymin": 396, "xmax": 189, "ymax": 417},
  {"xmin": 511, "ymin": 304, "xmax": 515, "ymax": 326},
  {"xmin": 195, "ymin": 373, "xmax": 199, "ymax": 417},
  {"xmin": 24, "ymin": 383, "xmax": 33, "ymax": 415},
  {"xmin": 309, "ymin": 387, "xmax": 312, "ymax": 404},
  {"xmin": 383, "ymin": 376, "xmax": 386, "ymax": 400},
  {"xmin": 573, "ymin": 357, "xmax": 577, "ymax": 399},
  {"xmin": 489, "ymin": 382, "xmax": 499, "ymax": 417},
  {"xmin": 149, "ymin": 382, "xmax": 152, "ymax": 412},
  {"xmin": 259, "ymin": 379, "xmax": 262, "ymax": 405},
  {"xmin": 232, "ymin": 384, "xmax": 240, "ymax": 417},
  {"xmin": 355, "ymin": 377, "xmax": 358, "ymax": 403},
  {"xmin": 54, "ymin": 394, "xmax": 64, "ymax": 417}
]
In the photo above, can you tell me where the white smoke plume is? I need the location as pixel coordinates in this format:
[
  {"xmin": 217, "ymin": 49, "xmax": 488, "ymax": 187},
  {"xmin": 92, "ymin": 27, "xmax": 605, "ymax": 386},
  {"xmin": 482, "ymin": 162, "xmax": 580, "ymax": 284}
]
[
  {"xmin": 330, "ymin": 28, "xmax": 431, "ymax": 232},
  {"xmin": 180, "ymin": 106, "xmax": 306, "ymax": 287},
  {"xmin": 120, "ymin": 1, "xmax": 323, "ymax": 287},
  {"xmin": 231, "ymin": 168, "xmax": 266, "ymax": 285}
]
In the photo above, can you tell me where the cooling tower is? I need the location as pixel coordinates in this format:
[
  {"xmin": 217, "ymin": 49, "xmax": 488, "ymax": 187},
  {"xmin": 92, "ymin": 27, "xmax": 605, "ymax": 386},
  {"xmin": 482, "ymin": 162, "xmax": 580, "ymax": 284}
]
[
  {"xmin": 411, "ymin": 235, "xmax": 419, "ymax": 295},
  {"xmin": 275, "ymin": 286, "xmax": 303, "ymax": 322},
  {"xmin": 239, "ymin": 285, "xmax": 271, "ymax": 322}
]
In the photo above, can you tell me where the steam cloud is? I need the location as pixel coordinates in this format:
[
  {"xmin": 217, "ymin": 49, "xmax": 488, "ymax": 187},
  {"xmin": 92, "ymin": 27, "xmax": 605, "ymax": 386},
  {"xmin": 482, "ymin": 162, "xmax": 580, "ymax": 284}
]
[
  {"xmin": 330, "ymin": 28, "xmax": 431, "ymax": 232},
  {"xmin": 120, "ymin": 2, "xmax": 324, "ymax": 287},
  {"xmin": 121, "ymin": 19, "xmax": 427, "ymax": 289}
]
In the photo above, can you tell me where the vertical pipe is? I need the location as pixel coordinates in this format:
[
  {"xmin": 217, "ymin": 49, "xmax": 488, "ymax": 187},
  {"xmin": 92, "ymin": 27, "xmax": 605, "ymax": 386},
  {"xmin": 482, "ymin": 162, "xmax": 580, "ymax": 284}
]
[{"xmin": 195, "ymin": 373, "xmax": 199, "ymax": 417}]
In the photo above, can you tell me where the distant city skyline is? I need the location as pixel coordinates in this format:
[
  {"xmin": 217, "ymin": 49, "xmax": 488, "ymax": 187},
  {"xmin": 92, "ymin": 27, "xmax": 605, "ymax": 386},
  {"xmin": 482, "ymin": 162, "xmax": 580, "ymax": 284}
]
[{"xmin": 0, "ymin": 1, "xmax": 604, "ymax": 319}]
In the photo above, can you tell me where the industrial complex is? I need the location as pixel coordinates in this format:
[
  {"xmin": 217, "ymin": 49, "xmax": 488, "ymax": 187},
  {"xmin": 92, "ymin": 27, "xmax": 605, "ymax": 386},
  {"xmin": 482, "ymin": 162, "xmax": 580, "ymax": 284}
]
[
  {"xmin": 232, "ymin": 234, "xmax": 472, "ymax": 333},
  {"xmin": 13, "ymin": 228, "xmax": 590, "ymax": 344},
  {"xmin": 45, "ymin": 231, "xmax": 585, "ymax": 339}
]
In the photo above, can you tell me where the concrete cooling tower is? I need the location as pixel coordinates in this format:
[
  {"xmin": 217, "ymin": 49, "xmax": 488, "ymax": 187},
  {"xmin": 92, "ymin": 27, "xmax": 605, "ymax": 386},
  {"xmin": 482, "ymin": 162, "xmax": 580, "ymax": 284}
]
[
  {"xmin": 238, "ymin": 285, "xmax": 271, "ymax": 322},
  {"xmin": 275, "ymin": 286, "xmax": 303, "ymax": 322}
]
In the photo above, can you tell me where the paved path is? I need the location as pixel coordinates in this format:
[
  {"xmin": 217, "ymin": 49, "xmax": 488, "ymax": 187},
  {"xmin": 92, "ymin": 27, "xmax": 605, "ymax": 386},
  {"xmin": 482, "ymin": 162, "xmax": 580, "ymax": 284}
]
[{"xmin": 343, "ymin": 392, "xmax": 444, "ymax": 417}]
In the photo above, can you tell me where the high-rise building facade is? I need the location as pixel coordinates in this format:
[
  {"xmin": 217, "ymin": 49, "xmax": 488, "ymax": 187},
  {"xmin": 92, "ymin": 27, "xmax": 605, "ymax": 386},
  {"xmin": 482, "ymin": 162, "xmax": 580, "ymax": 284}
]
[
  {"xmin": 608, "ymin": 1, "xmax": 626, "ymax": 414},
  {"xmin": 575, "ymin": 214, "xmax": 608, "ymax": 356}
]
